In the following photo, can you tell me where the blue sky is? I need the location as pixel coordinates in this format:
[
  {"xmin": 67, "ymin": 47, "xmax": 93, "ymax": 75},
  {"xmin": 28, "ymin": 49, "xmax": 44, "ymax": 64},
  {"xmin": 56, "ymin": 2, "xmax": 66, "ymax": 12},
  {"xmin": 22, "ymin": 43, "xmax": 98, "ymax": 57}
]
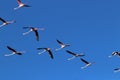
[{"xmin": 0, "ymin": 0, "xmax": 120, "ymax": 80}]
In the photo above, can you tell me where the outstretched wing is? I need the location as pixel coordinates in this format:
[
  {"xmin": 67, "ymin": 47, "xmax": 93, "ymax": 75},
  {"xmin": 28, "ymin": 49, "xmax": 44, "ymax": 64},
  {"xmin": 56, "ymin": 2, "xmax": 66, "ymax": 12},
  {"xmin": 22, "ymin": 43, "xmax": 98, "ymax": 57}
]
[
  {"xmin": 56, "ymin": 39, "xmax": 64, "ymax": 45},
  {"xmin": 66, "ymin": 50, "xmax": 76, "ymax": 56},
  {"xmin": 81, "ymin": 58, "xmax": 89, "ymax": 64},
  {"xmin": 117, "ymin": 53, "xmax": 120, "ymax": 57},
  {"xmin": 37, "ymin": 48, "xmax": 46, "ymax": 50},
  {"xmin": 24, "ymin": 5, "xmax": 31, "ymax": 7},
  {"xmin": 7, "ymin": 46, "xmax": 16, "ymax": 52},
  {"xmin": 23, "ymin": 27, "xmax": 31, "ymax": 29},
  {"xmin": 114, "ymin": 68, "xmax": 120, "ymax": 71},
  {"xmin": 17, "ymin": 0, "xmax": 22, "ymax": 5},
  {"xmin": 0, "ymin": 17, "xmax": 6, "ymax": 23},
  {"xmin": 112, "ymin": 52, "xmax": 118, "ymax": 56},
  {"xmin": 47, "ymin": 50, "xmax": 54, "ymax": 59},
  {"xmin": 34, "ymin": 30, "xmax": 39, "ymax": 41}
]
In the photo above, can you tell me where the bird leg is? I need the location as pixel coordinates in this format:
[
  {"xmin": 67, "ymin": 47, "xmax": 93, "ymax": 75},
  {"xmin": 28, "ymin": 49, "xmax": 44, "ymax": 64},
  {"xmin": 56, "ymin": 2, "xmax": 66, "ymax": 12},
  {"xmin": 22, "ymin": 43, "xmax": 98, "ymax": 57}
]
[
  {"xmin": 4, "ymin": 53, "xmax": 15, "ymax": 56},
  {"xmin": 0, "ymin": 23, "xmax": 6, "ymax": 27},
  {"xmin": 23, "ymin": 30, "xmax": 32, "ymax": 35},
  {"xmin": 108, "ymin": 55, "xmax": 113, "ymax": 58},
  {"xmin": 55, "ymin": 47, "xmax": 63, "ymax": 51},
  {"xmin": 38, "ymin": 50, "xmax": 46, "ymax": 55},
  {"xmin": 67, "ymin": 56, "xmax": 76, "ymax": 60},
  {"xmin": 14, "ymin": 7, "xmax": 20, "ymax": 10},
  {"xmin": 0, "ymin": 24, "xmax": 4, "ymax": 27},
  {"xmin": 81, "ymin": 65, "xmax": 88, "ymax": 69}
]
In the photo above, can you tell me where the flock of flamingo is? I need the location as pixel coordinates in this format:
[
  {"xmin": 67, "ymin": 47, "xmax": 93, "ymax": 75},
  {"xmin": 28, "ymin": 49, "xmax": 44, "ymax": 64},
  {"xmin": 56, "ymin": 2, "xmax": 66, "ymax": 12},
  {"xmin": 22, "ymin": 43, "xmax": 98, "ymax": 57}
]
[{"xmin": 1, "ymin": 0, "xmax": 120, "ymax": 72}]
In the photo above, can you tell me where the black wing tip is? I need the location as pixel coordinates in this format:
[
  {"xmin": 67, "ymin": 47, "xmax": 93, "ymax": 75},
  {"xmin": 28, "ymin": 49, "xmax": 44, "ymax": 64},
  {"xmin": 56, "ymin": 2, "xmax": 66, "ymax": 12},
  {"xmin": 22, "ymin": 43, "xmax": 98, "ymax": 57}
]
[
  {"xmin": 66, "ymin": 50, "xmax": 71, "ymax": 53},
  {"xmin": 23, "ymin": 27, "xmax": 29, "ymax": 29},
  {"xmin": 81, "ymin": 54, "xmax": 85, "ymax": 56},
  {"xmin": 36, "ymin": 35, "xmax": 39, "ymax": 41},
  {"xmin": 56, "ymin": 39, "xmax": 59, "ymax": 41},
  {"xmin": 37, "ymin": 48, "xmax": 41, "ymax": 50},
  {"xmin": 0, "ymin": 17, "xmax": 3, "ymax": 19},
  {"xmin": 37, "ymin": 48, "xmax": 46, "ymax": 50},
  {"xmin": 66, "ymin": 50, "xmax": 69, "ymax": 51},
  {"xmin": 56, "ymin": 39, "xmax": 61, "ymax": 41},
  {"xmin": 80, "ymin": 58, "xmax": 84, "ymax": 60},
  {"xmin": 7, "ymin": 46, "xmax": 10, "ymax": 48},
  {"xmin": 25, "ymin": 5, "xmax": 31, "ymax": 7},
  {"xmin": 51, "ymin": 56, "xmax": 54, "ymax": 59},
  {"xmin": 56, "ymin": 39, "xmax": 63, "ymax": 44},
  {"xmin": 17, "ymin": 53, "xmax": 22, "ymax": 55}
]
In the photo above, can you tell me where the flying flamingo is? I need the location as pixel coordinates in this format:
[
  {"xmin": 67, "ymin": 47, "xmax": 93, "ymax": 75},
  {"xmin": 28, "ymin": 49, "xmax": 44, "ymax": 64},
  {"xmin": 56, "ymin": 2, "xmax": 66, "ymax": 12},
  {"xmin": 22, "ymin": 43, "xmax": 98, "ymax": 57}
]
[
  {"xmin": 37, "ymin": 48, "xmax": 54, "ymax": 59},
  {"xmin": 0, "ymin": 17, "xmax": 15, "ymax": 27},
  {"xmin": 80, "ymin": 58, "xmax": 95, "ymax": 69},
  {"xmin": 55, "ymin": 39, "xmax": 70, "ymax": 51},
  {"xmin": 23, "ymin": 27, "xmax": 44, "ymax": 41},
  {"xmin": 5, "ymin": 46, "xmax": 24, "ymax": 56},
  {"xmin": 66, "ymin": 50, "xmax": 85, "ymax": 60},
  {"xmin": 14, "ymin": 0, "xmax": 31, "ymax": 10},
  {"xmin": 108, "ymin": 51, "xmax": 120, "ymax": 58}
]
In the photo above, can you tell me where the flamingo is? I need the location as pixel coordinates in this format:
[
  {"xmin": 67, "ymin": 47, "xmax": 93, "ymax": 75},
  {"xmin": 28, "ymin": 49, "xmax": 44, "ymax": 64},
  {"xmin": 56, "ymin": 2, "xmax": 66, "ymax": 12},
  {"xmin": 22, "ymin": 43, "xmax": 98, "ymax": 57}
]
[
  {"xmin": 108, "ymin": 51, "xmax": 120, "ymax": 58},
  {"xmin": 66, "ymin": 50, "xmax": 85, "ymax": 60},
  {"xmin": 5, "ymin": 46, "xmax": 23, "ymax": 56},
  {"xmin": 55, "ymin": 39, "xmax": 70, "ymax": 51},
  {"xmin": 0, "ymin": 17, "xmax": 15, "ymax": 27},
  {"xmin": 37, "ymin": 48, "xmax": 54, "ymax": 59},
  {"xmin": 23, "ymin": 27, "xmax": 44, "ymax": 41},
  {"xmin": 80, "ymin": 58, "xmax": 95, "ymax": 69},
  {"xmin": 14, "ymin": 0, "xmax": 31, "ymax": 10}
]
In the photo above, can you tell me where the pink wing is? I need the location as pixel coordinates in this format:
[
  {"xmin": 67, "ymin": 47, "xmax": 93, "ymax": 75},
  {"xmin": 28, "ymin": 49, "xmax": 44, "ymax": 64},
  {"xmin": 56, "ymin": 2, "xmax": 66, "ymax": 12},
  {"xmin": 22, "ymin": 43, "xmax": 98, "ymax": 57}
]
[{"xmin": 17, "ymin": 0, "xmax": 22, "ymax": 5}]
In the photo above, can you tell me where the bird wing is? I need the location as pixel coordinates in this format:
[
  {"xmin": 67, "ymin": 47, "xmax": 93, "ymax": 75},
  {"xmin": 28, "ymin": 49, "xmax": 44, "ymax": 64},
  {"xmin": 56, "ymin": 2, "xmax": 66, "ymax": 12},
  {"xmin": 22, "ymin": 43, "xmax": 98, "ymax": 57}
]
[
  {"xmin": 34, "ymin": 30, "xmax": 39, "ymax": 41},
  {"xmin": 23, "ymin": 27, "xmax": 32, "ymax": 29},
  {"xmin": 56, "ymin": 39, "xmax": 64, "ymax": 45},
  {"xmin": 17, "ymin": 53, "xmax": 22, "ymax": 55},
  {"xmin": 24, "ymin": 5, "xmax": 31, "ymax": 7},
  {"xmin": 47, "ymin": 50, "xmax": 54, "ymax": 59},
  {"xmin": 17, "ymin": 0, "xmax": 22, "ymax": 5},
  {"xmin": 0, "ymin": 17, "xmax": 6, "ymax": 23},
  {"xmin": 114, "ymin": 68, "xmax": 120, "ymax": 70},
  {"xmin": 37, "ymin": 48, "xmax": 46, "ymax": 50},
  {"xmin": 66, "ymin": 50, "xmax": 76, "ymax": 56},
  {"xmin": 7, "ymin": 46, "xmax": 16, "ymax": 52},
  {"xmin": 81, "ymin": 58, "xmax": 89, "ymax": 64},
  {"xmin": 117, "ymin": 53, "xmax": 120, "ymax": 57},
  {"xmin": 112, "ymin": 52, "xmax": 117, "ymax": 56}
]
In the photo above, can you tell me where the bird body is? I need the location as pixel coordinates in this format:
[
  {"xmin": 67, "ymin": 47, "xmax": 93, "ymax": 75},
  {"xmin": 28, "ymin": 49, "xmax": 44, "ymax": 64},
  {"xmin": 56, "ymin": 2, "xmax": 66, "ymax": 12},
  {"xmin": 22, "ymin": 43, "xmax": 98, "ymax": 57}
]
[
  {"xmin": 55, "ymin": 39, "xmax": 70, "ymax": 51},
  {"xmin": 109, "ymin": 51, "xmax": 120, "ymax": 58},
  {"xmin": 0, "ymin": 17, "xmax": 15, "ymax": 27},
  {"xmin": 80, "ymin": 58, "xmax": 94, "ymax": 69},
  {"xmin": 66, "ymin": 50, "xmax": 85, "ymax": 60},
  {"xmin": 23, "ymin": 27, "xmax": 44, "ymax": 41},
  {"xmin": 5, "ymin": 46, "xmax": 22, "ymax": 56},
  {"xmin": 14, "ymin": 0, "xmax": 30, "ymax": 10},
  {"xmin": 37, "ymin": 48, "xmax": 54, "ymax": 59}
]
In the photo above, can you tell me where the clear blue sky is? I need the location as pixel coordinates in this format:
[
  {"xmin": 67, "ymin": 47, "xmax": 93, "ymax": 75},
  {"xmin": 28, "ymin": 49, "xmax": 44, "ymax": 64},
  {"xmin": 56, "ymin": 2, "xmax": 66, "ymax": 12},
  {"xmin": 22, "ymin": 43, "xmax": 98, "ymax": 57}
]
[{"xmin": 0, "ymin": 0, "xmax": 120, "ymax": 80}]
